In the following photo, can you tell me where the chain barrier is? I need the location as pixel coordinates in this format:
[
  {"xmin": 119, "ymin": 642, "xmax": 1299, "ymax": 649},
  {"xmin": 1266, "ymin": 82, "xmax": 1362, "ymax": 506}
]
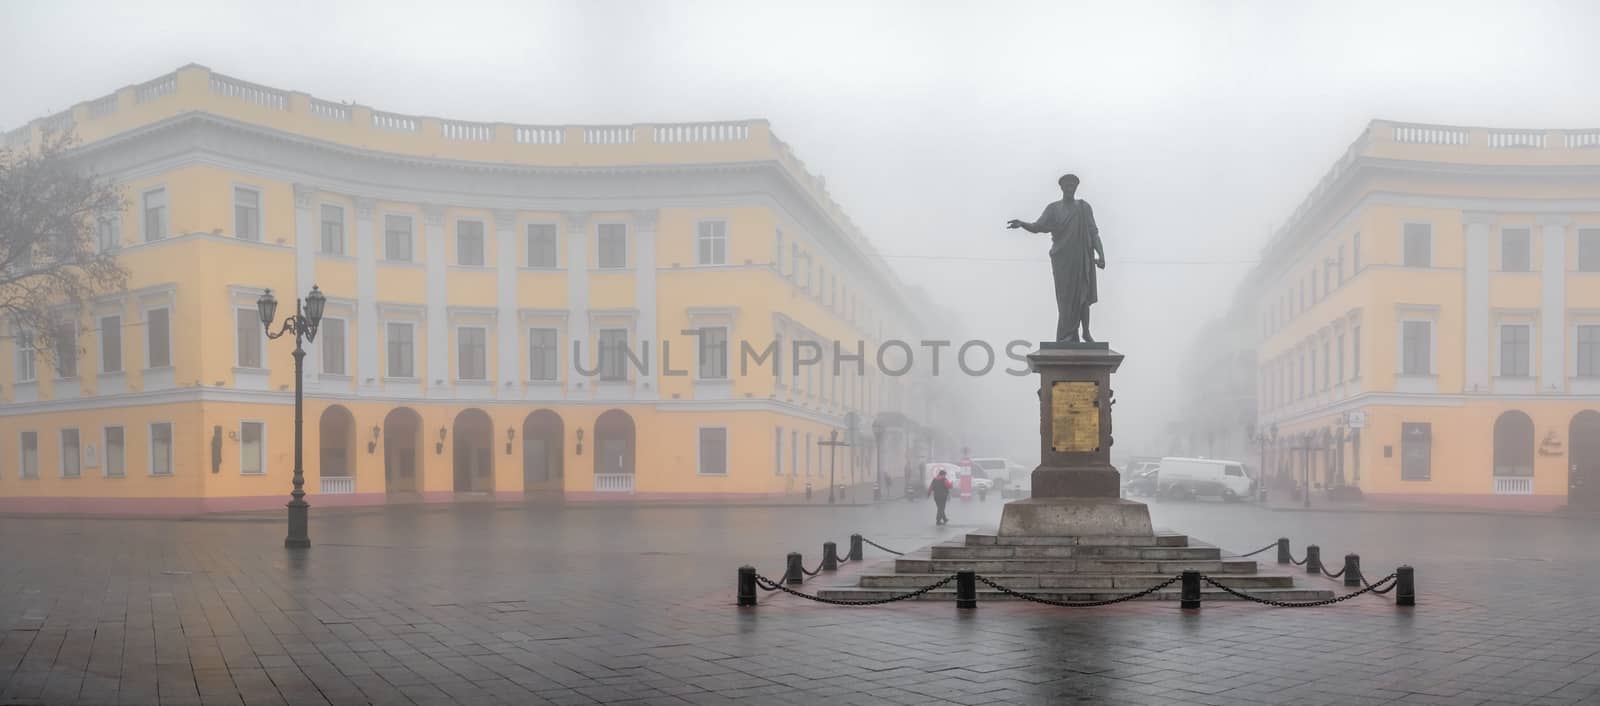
[
  {"xmin": 1236, "ymin": 541, "xmax": 1280, "ymax": 558},
  {"xmin": 800, "ymin": 559, "xmax": 826, "ymax": 577},
  {"xmin": 753, "ymin": 573, "xmax": 956, "ymax": 605},
  {"xmin": 1289, "ymin": 553, "xmax": 1307, "ymax": 566},
  {"xmin": 755, "ymin": 568, "xmax": 792, "ymax": 590},
  {"xmin": 975, "ymin": 574, "xmax": 1182, "ymax": 607},
  {"xmin": 831, "ymin": 551, "xmax": 851, "ymax": 566},
  {"xmin": 860, "ymin": 537, "xmax": 905, "ymax": 556},
  {"xmin": 1320, "ymin": 565, "xmax": 1347, "ymax": 579},
  {"xmin": 1200, "ymin": 573, "xmax": 1398, "ymax": 607},
  {"xmin": 1363, "ymin": 577, "xmax": 1398, "ymax": 595}
]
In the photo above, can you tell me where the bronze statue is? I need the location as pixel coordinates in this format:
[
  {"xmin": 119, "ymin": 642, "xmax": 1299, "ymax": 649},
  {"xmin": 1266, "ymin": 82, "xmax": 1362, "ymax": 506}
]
[{"xmin": 1008, "ymin": 174, "xmax": 1105, "ymax": 343}]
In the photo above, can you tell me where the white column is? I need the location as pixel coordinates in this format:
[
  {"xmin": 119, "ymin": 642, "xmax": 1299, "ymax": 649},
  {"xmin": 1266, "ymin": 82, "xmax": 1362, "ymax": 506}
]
[
  {"xmin": 1541, "ymin": 214, "xmax": 1568, "ymax": 392},
  {"xmin": 494, "ymin": 210, "xmax": 519, "ymax": 401},
  {"xmin": 424, "ymin": 205, "xmax": 449, "ymax": 397},
  {"xmin": 565, "ymin": 212, "xmax": 590, "ymax": 396},
  {"xmin": 1464, "ymin": 212, "xmax": 1491, "ymax": 393},
  {"xmin": 633, "ymin": 209, "xmax": 658, "ymax": 400},
  {"xmin": 292, "ymin": 185, "xmax": 321, "ymax": 388},
  {"xmin": 355, "ymin": 198, "xmax": 379, "ymax": 392}
]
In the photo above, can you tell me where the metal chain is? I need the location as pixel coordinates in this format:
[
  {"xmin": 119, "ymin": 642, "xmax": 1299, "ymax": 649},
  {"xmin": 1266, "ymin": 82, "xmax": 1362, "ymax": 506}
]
[
  {"xmin": 1320, "ymin": 565, "xmax": 1347, "ymax": 579},
  {"xmin": 800, "ymin": 558, "xmax": 826, "ymax": 577},
  {"xmin": 1289, "ymin": 554, "xmax": 1307, "ymax": 566},
  {"xmin": 1363, "ymin": 577, "xmax": 1397, "ymax": 595},
  {"xmin": 753, "ymin": 573, "xmax": 956, "ymax": 605},
  {"xmin": 1237, "ymin": 541, "xmax": 1280, "ymax": 558},
  {"xmin": 860, "ymin": 537, "xmax": 905, "ymax": 556},
  {"xmin": 831, "ymin": 551, "xmax": 851, "ymax": 566},
  {"xmin": 975, "ymin": 574, "xmax": 1182, "ymax": 607},
  {"xmin": 1200, "ymin": 573, "xmax": 1397, "ymax": 607}
]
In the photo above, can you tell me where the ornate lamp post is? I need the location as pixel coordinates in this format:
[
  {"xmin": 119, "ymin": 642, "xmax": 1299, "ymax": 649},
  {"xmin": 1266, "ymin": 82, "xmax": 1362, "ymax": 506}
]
[
  {"xmin": 1248, "ymin": 423, "xmax": 1277, "ymax": 502},
  {"xmin": 871, "ymin": 420, "xmax": 885, "ymax": 497},
  {"xmin": 257, "ymin": 285, "xmax": 326, "ymax": 549}
]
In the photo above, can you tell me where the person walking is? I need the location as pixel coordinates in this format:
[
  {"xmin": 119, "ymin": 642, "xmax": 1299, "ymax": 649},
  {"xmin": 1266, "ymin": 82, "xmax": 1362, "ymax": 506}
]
[{"xmin": 928, "ymin": 469, "xmax": 953, "ymax": 525}]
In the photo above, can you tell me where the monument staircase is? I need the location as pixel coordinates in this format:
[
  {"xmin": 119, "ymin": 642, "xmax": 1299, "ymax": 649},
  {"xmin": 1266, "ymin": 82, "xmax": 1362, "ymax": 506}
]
[{"xmin": 815, "ymin": 529, "xmax": 1337, "ymax": 602}]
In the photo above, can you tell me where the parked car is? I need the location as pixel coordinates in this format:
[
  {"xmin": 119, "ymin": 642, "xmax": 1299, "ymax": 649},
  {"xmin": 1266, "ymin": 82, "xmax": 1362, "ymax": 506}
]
[
  {"xmin": 1121, "ymin": 459, "xmax": 1162, "ymax": 497},
  {"xmin": 1155, "ymin": 457, "xmax": 1254, "ymax": 502}
]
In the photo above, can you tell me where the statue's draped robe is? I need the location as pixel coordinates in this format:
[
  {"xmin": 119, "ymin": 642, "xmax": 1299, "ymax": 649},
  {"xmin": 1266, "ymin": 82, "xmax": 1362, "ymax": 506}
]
[{"xmin": 1034, "ymin": 199, "xmax": 1101, "ymax": 341}]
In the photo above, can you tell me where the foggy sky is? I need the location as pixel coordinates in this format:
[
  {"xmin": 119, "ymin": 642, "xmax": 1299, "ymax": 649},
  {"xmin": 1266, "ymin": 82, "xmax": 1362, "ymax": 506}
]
[{"xmin": 4, "ymin": 0, "xmax": 1598, "ymax": 460}]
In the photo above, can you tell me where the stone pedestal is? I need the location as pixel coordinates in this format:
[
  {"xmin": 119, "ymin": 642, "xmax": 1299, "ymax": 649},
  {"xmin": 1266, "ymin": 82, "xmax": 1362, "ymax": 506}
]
[{"xmin": 999, "ymin": 342, "xmax": 1153, "ymax": 537}]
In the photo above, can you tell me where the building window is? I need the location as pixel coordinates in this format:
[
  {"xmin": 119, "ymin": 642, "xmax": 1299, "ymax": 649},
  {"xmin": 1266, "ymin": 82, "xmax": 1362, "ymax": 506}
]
[
  {"xmin": 14, "ymin": 329, "xmax": 35, "ymax": 383},
  {"xmin": 321, "ymin": 318, "xmax": 346, "ymax": 375},
  {"xmin": 790, "ymin": 243, "xmax": 800, "ymax": 281},
  {"xmin": 1400, "ymin": 422, "xmax": 1431, "ymax": 481},
  {"xmin": 774, "ymin": 229, "xmax": 785, "ymax": 274},
  {"xmin": 20, "ymin": 431, "xmax": 38, "ymax": 479},
  {"xmin": 1336, "ymin": 244, "xmax": 1345, "ymax": 287},
  {"xmin": 147, "ymin": 308, "xmax": 171, "ymax": 368},
  {"xmin": 597, "ymin": 223, "xmax": 627, "ymax": 268},
  {"xmin": 458, "ymin": 327, "xmax": 487, "ymax": 380},
  {"xmin": 1579, "ymin": 325, "xmax": 1600, "ymax": 378},
  {"xmin": 143, "ymin": 188, "xmax": 167, "ymax": 242},
  {"xmin": 150, "ymin": 422, "xmax": 173, "ymax": 476},
  {"xmin": 60, "ymin": 429, "xmax": 80, "ymax": 478},
  {"xmin": 529, "ymin": 328, "xmax": 558, "ymax": 380},
  {"xmin": 457, "ymin": 220, "xmax": 485, "ymax": 266},
  {"xmin": 790, "ymin": 430, "xmax": 798, "ymax": 475},
  {"xmin": 1321, "ymin": 340, "xmax": 1330, "ymax": 389},
  {"xmin": 699, "ymin": 427, "xmax": 728, "ymax": 475},
  {"xmin": 384, "ymin": 214, "xmax": 413, "ymax": 262},
  {"xmin": 104, "ymin": 426, "xmax": 124, "ymax": 478},
  {"xmin": 1403, "ymin": 223, "xmax": 1432, "ymax": 267},
  {"xmin": 100, "ymin": 315, "xmax": 122, "ymax": 373},
  {"xmin": 598, "ymin": 329, "xmax": 629, "ymax": 381},
  {"xmin": 698, "ymin": 326, "xmax": 728, "ymax": 379},
  {"xmin": 1501, "ymin": 228, "xmax": 1531, "ymax": 272},
  {"xmin": 320, "ymin": 204, "xmax": 345, "ymax": 255},
  {"xmin": 774, "ymin": 427, "xmax": 784, "ymax": 476},
  {"xmin": 54, "ymin": 324, "xmax": 77, "ymax": 379},
  {"xmin": 1579, "ymin": 229, "xmax": 1600, "ymax": 273},
  {"xmin": 1499, "ymin": 324, "xmax": 1532, "ymax": 377},
  {"xmin": 1402, "ymin": 321, "xmax": 1431, "ymax": 375},
  {"xmin": 1352, "ymin": 325, "xmax": 1361, "ymax": 378},
  {"xmin": 236, "ymin": 308, "xmax": 262, "ymax": 368},
  {"xmin": 805, "ymin": 432, "xmax": 812, "ymax": 476},
  {"xmin": 98, "ymin": 217, "xmax": 121, "ymax": 252},
  {"xmin": 697, "ymin": 220, "xmax": 728, "ymax": 265},
  {"xmin": 234, "ymin": 187, "xmax": 261, "ymax": 241},
  {"xmin": 241, "ymin": 421, "xmax": 264, "ymax": 475},
  {"xmin": 386, "ymin": 322, "xmax": 415, "ymax": 378},
  {"xmin": 1352, "ymin": 233, "xmax": 1361, "ymax": 274},
  {"xmin": 527, "ymin": 224, "xmax": 558, "ymax": 268}
]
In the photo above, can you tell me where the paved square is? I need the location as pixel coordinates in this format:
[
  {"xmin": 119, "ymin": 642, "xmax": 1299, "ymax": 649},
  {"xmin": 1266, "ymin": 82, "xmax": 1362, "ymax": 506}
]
[{"xmin": 3, "ymin": 499, "xmax": 1599, "ymax": 705}]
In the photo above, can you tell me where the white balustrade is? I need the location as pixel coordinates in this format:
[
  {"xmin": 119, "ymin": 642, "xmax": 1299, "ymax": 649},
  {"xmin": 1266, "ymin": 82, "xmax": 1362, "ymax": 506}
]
[
  {"xmin": 37, "ymin": 111, "xmax": 74, "ymax": 135},
  {"xmin": 652, "ymin": 121, "xmax": 750, "ymax": 144},
  {"xmin": 514, "ymin": 125, "xmax": 564, "ymax": 144},
  {"xmin": 1567, "ymin": 130, "xmax": 1600, "ymax": 149},
  {"xmin": 320, "ymin": 476, "xmax": 356, "ymax": 495},
  {"xmin": 372, "ymin": 111, "xmax": 420, "ymax": 132},
  {"xmin": 1487, "ymin": 130, "xmax": 1545, "ymax": 149},
  {"xmin": 594, "ymin": 473, "xmax": 635, "ymax": 492},
  {"xmin": 87, "ymin": 94, "xmax": 118, "ymax": 119},
  {"xmin": 584, "ymin": 126, "xmax": 635, "ymax": 144},
  {"xmin": 1492, "ymin": 476, "xmax": 1533, "ymax": 495},
  {"xmin": 1393, "ymin": 124, "xmax": 1469, "ymax": 145},
  {"xmin": 310, "ymin": 99, "xmax": 351, "ymax": 122},
  {"xmin": 136, "ymin": 74, "xmax": 177, "ymax": 103},
  {"xmin": 208, "ymin": 74, "xmax": 288, "ymax": 110},
  {"xmin": 441, "ymin": 120, "xmax": 493, "ymax": 142}
]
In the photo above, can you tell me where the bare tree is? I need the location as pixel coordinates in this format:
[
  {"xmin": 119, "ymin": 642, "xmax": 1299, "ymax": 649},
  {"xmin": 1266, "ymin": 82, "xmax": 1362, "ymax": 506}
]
[{"xmin": 0, "ymin": 131, "xmax": 128, "ymax": 373}]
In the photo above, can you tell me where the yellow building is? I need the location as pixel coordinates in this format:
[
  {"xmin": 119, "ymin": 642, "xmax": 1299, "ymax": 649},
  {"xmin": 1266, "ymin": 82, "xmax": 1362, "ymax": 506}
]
[
  {"xmin": 1251, "ymin": 119, "xmax": 1600, "ymax": 510},
  {"xmin": 0, "ymin": 64, "xmax": 961, "ymax": 513}
]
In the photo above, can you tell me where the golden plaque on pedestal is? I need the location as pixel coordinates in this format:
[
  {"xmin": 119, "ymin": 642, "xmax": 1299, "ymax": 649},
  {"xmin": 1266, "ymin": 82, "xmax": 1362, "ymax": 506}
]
[{"xmin": 1050, "ymin": 381, "xmax": 1100, "ymax": 453}]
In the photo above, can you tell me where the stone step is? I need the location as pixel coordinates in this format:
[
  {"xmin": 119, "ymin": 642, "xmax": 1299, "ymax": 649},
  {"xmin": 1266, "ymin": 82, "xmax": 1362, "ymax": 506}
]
[
  {"xmin": 893, "ymin": 557, "xmax": 1260, "ymax": 575},
  {"xmin": 931, "ymin": 542, "xmax": 1221, "ymax": 561},
  {"xmin": 810, "ymin": 586, "xmax": 1338, "ymax": 602},
  {"xmin": 858, "ymin": 572, "xmax": 1296, "ymax": 589},
  {"xmin": 964, "ymin": 530, "xmax": 1190, "ymax": 547}
]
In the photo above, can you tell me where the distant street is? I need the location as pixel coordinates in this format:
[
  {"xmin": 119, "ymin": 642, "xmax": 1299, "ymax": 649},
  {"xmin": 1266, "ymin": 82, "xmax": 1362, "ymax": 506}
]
[{"xmin": 5, "ymin": 498, "xmax": 1600, "ymax": 704}]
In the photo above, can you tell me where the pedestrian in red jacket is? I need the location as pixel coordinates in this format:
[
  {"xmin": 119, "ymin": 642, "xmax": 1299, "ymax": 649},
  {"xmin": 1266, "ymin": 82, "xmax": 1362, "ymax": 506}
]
[{"xmin": 928, "ymin": 470, "xmax": 952, "ymax": 525}]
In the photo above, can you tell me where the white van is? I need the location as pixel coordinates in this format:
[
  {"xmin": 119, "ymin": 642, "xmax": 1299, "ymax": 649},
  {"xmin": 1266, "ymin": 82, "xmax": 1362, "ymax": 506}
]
[{"xmin": 1156, "ymin": 457, "xmax": 1254, "ymax": 502}]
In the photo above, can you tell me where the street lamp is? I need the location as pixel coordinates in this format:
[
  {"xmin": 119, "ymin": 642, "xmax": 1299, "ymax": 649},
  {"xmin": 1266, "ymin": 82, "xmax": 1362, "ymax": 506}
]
[
  {"xmin": 871, "ymin": 420, "xmax": 885, "ymax": 498},
  {"xmin": 818, "ymin": 429, "xmax": 849, "ymax": 505},
  {"xmin": 257, "ymin": 285, "xmax": 326, "ymax": 549},
  {"xmin": 1248, "ymin": 423, "xmax": 1277, "ymax": 502}
]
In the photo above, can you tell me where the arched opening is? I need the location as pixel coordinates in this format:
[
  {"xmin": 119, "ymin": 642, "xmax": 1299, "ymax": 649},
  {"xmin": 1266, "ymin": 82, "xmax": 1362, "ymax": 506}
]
[
  {"xmin": 522, "ymin": 409, "xmax": 564, "ymax": 493},
  {"xmin": 593, "ymin": 409, "xmax": 635, "ymax": 491},
  {"xmin": 453, "ymin": 408, "xmax": 495, "ymax": 494},
  {"xmin": 1493, "ymin": 410, "xmax": 1535, "ymax": 480},
  {"xmin": 1569, "ymin": 411, "xmax": 1600, "ymax": 509},
  {"xmin": 318, "ymin": 405, "xmax": 356, "ymax": 494},
  {"xmin": 383, "ymin": 407, "xmax": 423, "ymax": 498}
]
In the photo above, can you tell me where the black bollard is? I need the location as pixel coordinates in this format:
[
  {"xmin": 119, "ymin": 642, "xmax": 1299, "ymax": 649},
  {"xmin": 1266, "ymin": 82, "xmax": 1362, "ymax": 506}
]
[
  {"xmin": 1343, "ymin": 554, "xmax": 1362, "ymax": 587},
  {"xmin": 1180, "ymin": 570, "xmax": 1201, "ymax": 610},
  {"xmin": 737, "ymin": 566, "xmax": 757, "ymax": 607},
  {"xmin": 786, "ymin": 552, "xmax": 804, "ymax": 585},
  {"xmin": 1305, "ymin": 545, "xmax": 1321, "ymax": 575},
  {"xmin": 956, "ymin": 570, "xmax": 977, "ymax": 610},
  {"xmin": 849, "ymin": 534, "xmax": 864, "ymax": 562},
  {"xmin": 1276, "ymin": 537, "xmax": 1291, "ymax": 565},
  {"xmin": 1396, "ymin": 565, "xmax": 1416, "ymax": 607},
  {"xmin": 822, "ymin": 542, "xmax": 838, "ymax": 571}
]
